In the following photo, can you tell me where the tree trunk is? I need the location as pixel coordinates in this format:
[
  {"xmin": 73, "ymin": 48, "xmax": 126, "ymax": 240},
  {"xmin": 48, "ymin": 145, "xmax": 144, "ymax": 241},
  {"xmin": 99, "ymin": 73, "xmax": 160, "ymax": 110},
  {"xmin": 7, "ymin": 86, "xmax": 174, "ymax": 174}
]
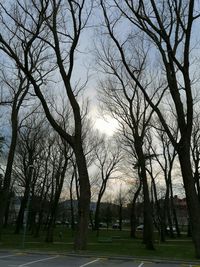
[
  {"xmin": 178, "ymin": 142, "xmax": 200, "ymax": 258},
  {"xmin": 94, "ymin": 200, "xmax": 100, "ymax": 231},
  {"xmin": 15, "ymin": 187, "xmax": 29, "ymax": 234},
  {"xmin": 142, "ymin": 176, "xmax": 154, "ymax": 249},
  {"xmin": 135, "ymin": 140, "xmax": 154, "ymax": 250},
  {"xmin": 194, "ymin": 171, "xmax": 200, "ymax": 203},
  {"xmin": 30, "ymin": 209, "xmax": 36, "ymax": 234},
  {"xmin": 34, "ymin": 210, "xmax": 44, "ymax": 238},
  {"xmin": 152, "ymin": 176, "xmax": 166, "ymax": 242},
  {"xmin": 45, "ymin": 217, "xmax": 55, "ymax": 243},
  {"xmin": 74, "ymin": 144, "xmax": 91, "ymax": 250},
  {"xmin": 118, "ymin": 203, "xmax": 122, "ymax": 231},
  {"xmin": 169, "ymin": 180, "xmax": 180, "ymax": 237},
  {"xmin": 130, "ymin": 183, "xmax": 141, "ymax": 238},
  {"xmin": 34, "ymin": 189, "xmax": 49, "ymax": 237},
  {"xmin": 164, "ymin": 171, "xmax": 174, "ymax": 239},
  {"xmin": 45, "ymin": 198, "xmax": 58, "ymax": 243},
  {"xmin": 89, "ymin": 210, "xmax": 94, "ymax": 230},
  {"xmin": 94, "ymin": 187, "xmax": 106, "ymax": 232},
  {"xmin": 3, "ymin": 196, "xmax": 11, "ymax": 228},
  {"xmin": 0, "ymin": 115, "xmax": 18, "ymax": 239},
  {"xmin": 166, "ymin": 208, "xmax": 174, "ymax": 238},
  {"xmin": 70, "ymin": 172, "xmax": 75, "ymax": 231},
  {"xmin": 46, "ymin": 156, "xmax": 67, "ymax": 243},
  {"xmin": 130, "ymin": 201, "xmax": 137, "ymax": 238}
]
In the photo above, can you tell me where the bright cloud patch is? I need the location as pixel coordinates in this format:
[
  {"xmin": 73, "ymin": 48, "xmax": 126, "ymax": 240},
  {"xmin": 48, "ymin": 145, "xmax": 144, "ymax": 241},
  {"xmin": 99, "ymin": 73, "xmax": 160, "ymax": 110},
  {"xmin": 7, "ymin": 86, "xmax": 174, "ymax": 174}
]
[{"xmin": 94, "ymin": 116, "xmax": 118, "ymax": 136}]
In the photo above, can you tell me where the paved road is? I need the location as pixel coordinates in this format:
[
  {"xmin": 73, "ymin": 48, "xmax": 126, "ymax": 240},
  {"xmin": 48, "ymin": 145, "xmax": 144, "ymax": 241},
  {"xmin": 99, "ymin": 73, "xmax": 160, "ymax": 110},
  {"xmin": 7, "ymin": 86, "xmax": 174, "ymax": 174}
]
[{"xmin": 0, "ymin": 251, "xmax": 197, "ymax": 267}]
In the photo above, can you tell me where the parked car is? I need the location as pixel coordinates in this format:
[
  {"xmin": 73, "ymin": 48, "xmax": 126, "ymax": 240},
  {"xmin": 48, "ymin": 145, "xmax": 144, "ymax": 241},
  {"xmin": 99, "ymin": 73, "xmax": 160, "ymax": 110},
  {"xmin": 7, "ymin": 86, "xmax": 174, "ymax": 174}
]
[
  {"xmin": 55, "ymin": 220, "xmax": 62, "ymax": 225},
  {"xmin": 136, "ymin": 224, "xmax": 144, "ymax": 231},
  {"xmin": 99, "ymin": 222, "xmax": 107, "ymax": 228},
  {"xmin": 64, "ymin": 221, "xmax": 70, "ymax": 227},
  {"xmin": 166, "ymin": 226, "xmax": 176, "ymax": 232},
  {"xmin": 112, "ymin": 223, "xmax": 120, "ymax": 229}
]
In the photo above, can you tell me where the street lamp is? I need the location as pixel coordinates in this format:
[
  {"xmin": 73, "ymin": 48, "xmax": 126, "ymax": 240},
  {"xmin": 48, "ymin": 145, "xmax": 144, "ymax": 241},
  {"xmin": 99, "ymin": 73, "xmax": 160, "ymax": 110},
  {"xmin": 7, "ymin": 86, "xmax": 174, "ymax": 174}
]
[{"xmin": 22, "ymin": 164, "xmax": 35, "ymax": 249}]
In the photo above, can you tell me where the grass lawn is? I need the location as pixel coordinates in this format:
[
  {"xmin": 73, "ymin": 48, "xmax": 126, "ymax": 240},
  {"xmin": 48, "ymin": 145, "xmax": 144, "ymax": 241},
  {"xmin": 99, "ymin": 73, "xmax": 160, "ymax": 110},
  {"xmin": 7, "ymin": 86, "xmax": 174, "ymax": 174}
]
[{"xmin": 0, "ymin": 226, "xmax": 197, "ymax": 261}]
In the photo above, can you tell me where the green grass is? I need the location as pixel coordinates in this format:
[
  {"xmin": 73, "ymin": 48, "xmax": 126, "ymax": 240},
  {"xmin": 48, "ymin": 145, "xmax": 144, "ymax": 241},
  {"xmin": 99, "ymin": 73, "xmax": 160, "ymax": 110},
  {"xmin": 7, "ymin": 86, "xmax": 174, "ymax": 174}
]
[{"xmin": 0, "ymin": 226, "xmax": 198, "ymax": 261}]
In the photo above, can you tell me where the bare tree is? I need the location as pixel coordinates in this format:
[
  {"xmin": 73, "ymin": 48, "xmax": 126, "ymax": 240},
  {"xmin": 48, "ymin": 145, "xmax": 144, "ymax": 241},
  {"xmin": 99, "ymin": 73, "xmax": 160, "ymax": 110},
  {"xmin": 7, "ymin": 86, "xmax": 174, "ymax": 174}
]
[
  {"xmin": 33, "ymin": 140, "xmax": 53, "ymax": 238},
  {"xmin": 45, "ymin": 137, "xmax": 72, "ymax": 242},
  {"xmin": 97, "ymin": 51, "xmax": 156, "ymax": 248},
  {"xmin": 68, "ymin": 165, "xmax": 77, "ymax": 231},
  {"xmin": 0, "ymin": 69, "xmax": 29, "ymax": 238},
  {"xmin": 114, "ymin": 185, "xmax": 127, "ymax": 231},
  {"xmin": 146, "ymin": 127, "xmax": 179, "ymax": 241},
  {"xmin": 100, "ymin": 0, "xmax": 200, "ymax": 257},
  {"xmin": 0, "ymin": 0, "xmax": 93, "ymax": 250},
  {"xmin": 128, "ymin": 178, "xmax": 142, "ymax": 239},
  {"xmin": 13, "ymin": 114, "xmax": 48, "ymax": 234},
  {"xmin": 93, "ymin": 139, "xmax": 122, "ymax": 231}
]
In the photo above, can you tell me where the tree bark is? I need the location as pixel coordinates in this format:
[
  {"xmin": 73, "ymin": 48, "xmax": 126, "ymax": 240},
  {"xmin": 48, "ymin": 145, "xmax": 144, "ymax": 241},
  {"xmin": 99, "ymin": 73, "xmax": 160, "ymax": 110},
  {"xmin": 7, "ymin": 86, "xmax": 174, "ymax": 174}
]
[
  {"xmin": 178, "ymin": 141, "xmax": 200, "ymax": 258},
  {"xmin": 94, "ymin": 200, "xmax": 100, "ymax": 231},
  {"xmin": 73, "ymin": 144, "xmax": 91, "ymax": 250},
  {"xmin": 151, "ymin": 175, "xmax": 166, "ymax": 242},
  {"xmin": 94, "ymin": 182, "xmax": 107, "ymax": 231},
  {"xmin": 3, "ymin": 196, "xmax": 11, "ymax": 228},
  {"xmin": 0, "ymin": 110, "xmax": 18, "ymax": 239},
  {"xmin": 130, "ymin": 182, "xmax": 141, "ymax": 238},
  {"xmin": 70, "ymin": 172, "xmax": 75, "ymax": 231},
  {"xmin": 135, "ymin": 139, "xmax": 154, "ymax": 250},
  {"xmin": 169, "ymin": 177, "xmax": 180, "ymax": 237},
  {"xmin": 15, "ymin": 188, "xmax": 29, "ymax": 234}
]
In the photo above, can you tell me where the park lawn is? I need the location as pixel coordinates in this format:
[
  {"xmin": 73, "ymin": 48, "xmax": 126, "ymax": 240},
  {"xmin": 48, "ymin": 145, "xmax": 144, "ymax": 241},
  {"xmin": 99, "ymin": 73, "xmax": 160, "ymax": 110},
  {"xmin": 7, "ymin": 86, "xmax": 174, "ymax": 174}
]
[{"xmin": 0, "ymin": 226, "xmax": 197, "ymax": 261}]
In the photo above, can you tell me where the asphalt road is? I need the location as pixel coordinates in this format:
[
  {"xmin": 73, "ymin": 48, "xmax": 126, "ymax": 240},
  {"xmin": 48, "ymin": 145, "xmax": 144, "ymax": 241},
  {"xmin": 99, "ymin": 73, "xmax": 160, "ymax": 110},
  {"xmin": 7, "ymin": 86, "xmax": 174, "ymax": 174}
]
[{"xmin": 0, "ymin": 251, "xmax": 197, "ymax": 267}]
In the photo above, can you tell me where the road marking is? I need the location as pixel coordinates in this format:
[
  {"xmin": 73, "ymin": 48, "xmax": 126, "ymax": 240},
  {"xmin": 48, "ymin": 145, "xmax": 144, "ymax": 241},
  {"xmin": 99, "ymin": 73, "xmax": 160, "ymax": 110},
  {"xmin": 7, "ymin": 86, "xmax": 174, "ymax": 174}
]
[
  {"xmin": 0, "ymin": 254, "xmax": 16, "ymax": 259},
  {"xmin": 17, "ymin": 255, "xmax": 59, "ymax": 266},
  {"xmin": 79, "ymin": 258, "xmax": 100, "ymax": 267},
  {"xmin": 138, "ymin": 262, "xmax": 144, "ymax": 267}
]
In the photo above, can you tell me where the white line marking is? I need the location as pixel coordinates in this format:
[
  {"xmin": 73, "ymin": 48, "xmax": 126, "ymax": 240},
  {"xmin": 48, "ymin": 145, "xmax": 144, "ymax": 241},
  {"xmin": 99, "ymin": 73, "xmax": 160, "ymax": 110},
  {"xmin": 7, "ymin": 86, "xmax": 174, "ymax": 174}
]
[
  {"xmin": 17, "ymin": 255, "xmax": 59, "ymax": 266},
  {"xmin": 138, "ymin": 262, "xmax": 144, "ymax": 267},
  {"xmin": 80, "ymin": 258, "xmax": 100, "ymax": 267},
  {"xmin": 0, "ymin": 254, "xmax": 15, "ymax": 259}
]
